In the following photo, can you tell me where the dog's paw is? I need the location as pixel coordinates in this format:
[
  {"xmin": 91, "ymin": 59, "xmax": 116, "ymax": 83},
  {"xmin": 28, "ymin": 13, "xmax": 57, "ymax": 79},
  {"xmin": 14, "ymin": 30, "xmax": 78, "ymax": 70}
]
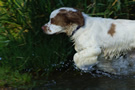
[{"xmin": 74, "ymin": 54, "xmax": 98, "ymax": 70}]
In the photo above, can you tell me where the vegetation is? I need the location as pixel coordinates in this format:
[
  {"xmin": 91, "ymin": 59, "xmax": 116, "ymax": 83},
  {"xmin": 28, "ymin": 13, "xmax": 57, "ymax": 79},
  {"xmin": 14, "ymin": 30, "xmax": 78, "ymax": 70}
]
[
  {"xmin": 0, "ymin": 0, "xmax": 135, "ymax": 87},
  {"xmin": 0, "ymin": 67, "xmax": 31, "ymax": 87}
]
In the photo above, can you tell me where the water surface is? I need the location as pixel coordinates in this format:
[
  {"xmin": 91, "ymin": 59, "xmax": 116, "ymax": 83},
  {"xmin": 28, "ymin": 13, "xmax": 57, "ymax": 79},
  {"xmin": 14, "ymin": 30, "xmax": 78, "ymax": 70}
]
[{"xmin": 31, "ymin": 71, "xmax": 135, "ymax": 90}]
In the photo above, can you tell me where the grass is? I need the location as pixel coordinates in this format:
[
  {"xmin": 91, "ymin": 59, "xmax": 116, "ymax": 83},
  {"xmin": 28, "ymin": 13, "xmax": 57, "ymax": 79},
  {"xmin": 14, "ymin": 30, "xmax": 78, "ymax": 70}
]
[
  {"xmin": 0, "ymin": 0, "xmax": 135, "ymax": 87},
  {"xmin": 0, "ymin": 67, "xmax": 31, "ymax": 87}
]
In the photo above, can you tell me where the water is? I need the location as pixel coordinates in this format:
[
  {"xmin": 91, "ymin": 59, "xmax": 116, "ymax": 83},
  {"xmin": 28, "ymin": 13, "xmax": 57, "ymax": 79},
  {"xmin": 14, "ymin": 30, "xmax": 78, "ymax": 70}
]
[
  {"xmin": 47, "ymin": 74, "xmax": 135, "ymax": 90},
  {"xmin": 3, "ymin": 50, "xmax": 135, "ymax": 89},
  {"xmin": 15, "ymin": 71, "xmax": 135, "ymax": 90},
  {"xmin": 35, "ymin": 50, "xmax": 135, "ymax": 90},
  {"xmin": 3, "ymin": 68, "xmax": 135, "ymax": 90}
]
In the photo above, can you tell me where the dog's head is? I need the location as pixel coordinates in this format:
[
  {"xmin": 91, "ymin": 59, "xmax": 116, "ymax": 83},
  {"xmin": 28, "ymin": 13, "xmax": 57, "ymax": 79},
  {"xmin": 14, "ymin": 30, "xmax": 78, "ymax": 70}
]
[{"xmin": 42, "ymin": 7, "xmax": 84, "ymax": 36}]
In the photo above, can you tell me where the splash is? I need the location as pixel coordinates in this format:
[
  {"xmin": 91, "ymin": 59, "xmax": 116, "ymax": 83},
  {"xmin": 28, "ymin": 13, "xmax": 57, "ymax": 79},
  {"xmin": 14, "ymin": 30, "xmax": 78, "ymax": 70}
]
[{"xmin": 78, "ymin": 50, "xmax": 135, "ymax": 76}]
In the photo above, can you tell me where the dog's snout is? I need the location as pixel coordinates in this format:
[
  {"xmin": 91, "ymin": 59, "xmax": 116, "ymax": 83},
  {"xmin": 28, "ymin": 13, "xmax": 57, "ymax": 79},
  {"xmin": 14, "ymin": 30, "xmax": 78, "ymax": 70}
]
[
  {"xmin": 42, "ymin": 25, "xmax": 52, "ymax": 34},
  {"xmin": 42, "ymin": 25, "xmax": 47, "ymax": 32}
]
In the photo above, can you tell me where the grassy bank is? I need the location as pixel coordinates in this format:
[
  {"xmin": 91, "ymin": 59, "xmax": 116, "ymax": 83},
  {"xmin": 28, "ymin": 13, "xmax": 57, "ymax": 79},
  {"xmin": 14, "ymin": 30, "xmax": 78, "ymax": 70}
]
[{"xmin": 0, "ymin": 0, "xmax": 135, "ymax": 87}]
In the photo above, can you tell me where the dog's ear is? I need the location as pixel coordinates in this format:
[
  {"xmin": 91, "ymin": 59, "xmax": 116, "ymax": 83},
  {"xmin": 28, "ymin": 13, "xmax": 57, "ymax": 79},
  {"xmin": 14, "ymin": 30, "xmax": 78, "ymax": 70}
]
[
  {"xmin": 65, "ymin": 10, "xmax": 84, "ymax": 26},
  {"xmin": 51, "ymin": 9, "xmax": 84, "ymax": 27}
]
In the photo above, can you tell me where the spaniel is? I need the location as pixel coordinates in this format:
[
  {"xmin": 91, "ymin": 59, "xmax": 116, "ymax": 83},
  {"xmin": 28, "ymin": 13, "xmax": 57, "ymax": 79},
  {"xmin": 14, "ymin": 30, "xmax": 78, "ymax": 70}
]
[{"xmin": 42, "ymin": 7, "xmax": 135, "ymax": 74}]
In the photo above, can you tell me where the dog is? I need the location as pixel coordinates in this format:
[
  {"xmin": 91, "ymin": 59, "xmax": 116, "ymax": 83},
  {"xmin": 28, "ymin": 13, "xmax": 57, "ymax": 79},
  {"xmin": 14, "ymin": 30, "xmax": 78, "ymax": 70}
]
[{"xmin": 42, "ymin": 7, "xmax": 135, "ymax": 74}]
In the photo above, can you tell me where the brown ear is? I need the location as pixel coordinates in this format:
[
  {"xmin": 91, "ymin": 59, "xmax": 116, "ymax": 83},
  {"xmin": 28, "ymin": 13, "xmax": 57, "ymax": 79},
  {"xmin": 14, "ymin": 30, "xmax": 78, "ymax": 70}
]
[{"xmin": 65, "ymin": 10, "xmax": 84, "ymax": 26}]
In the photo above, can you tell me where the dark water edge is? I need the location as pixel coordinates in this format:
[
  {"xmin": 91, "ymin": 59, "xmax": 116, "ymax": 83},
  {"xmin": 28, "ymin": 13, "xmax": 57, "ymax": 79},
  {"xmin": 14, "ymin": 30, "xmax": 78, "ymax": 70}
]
[
  {"xmin": 3, "ymin": 70, "xmax": 135, "ymax": 90},
  {"xmin": 42, "ymin": 72, "xmax": 135, "ymax": 90}
]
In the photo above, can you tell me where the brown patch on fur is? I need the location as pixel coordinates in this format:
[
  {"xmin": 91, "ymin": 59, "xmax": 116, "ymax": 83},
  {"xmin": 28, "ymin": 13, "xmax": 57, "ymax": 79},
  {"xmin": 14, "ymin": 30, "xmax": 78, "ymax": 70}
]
[
  {"xmin": 51, "ymin": 9, "xmax": 84, "ymax": 27},
  {"xmin": 65, "ymin": 24, "xmax": 78, "ymax": 36},
  {"xmin": 108, "ymin": 23, "xmax": 116, "ymax": 37},
  {"xmin": 59, "ymin": 9, "xmax": 68, "ymax": 13}
]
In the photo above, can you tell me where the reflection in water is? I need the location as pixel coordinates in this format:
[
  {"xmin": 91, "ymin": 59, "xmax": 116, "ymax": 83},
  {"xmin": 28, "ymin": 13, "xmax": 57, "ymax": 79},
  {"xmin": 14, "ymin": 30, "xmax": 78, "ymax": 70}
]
[
  {"xmin": 32, "ymin": 50, "xmax": 135, "ymax": 90},
  {"xmin": 6, "ymin": 74, "xmax": 134, "ymax": 90},
  {"xmin": 34, "ymin": 72, "xmax": 135, "ymax": 90},
  {"xmin": 3, "ymin": 66, "xmax": 135, "ymax": 89},
  {"xmin": 3, "ymin": 51, "xmax": 135, "ymax": 89}
]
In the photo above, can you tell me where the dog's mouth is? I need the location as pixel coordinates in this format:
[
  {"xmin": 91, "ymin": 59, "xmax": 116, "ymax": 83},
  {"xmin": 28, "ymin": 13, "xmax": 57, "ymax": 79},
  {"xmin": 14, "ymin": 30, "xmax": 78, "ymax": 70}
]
[{"xmin": 42, "ymin": 26, "xmax": 61, "ymax": 35}]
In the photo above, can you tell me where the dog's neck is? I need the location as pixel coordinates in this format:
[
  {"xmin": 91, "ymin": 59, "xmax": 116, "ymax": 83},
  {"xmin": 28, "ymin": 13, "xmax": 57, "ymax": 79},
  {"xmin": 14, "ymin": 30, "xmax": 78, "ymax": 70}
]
[
  {"xmin": 71, "ymin": 26, "xmax": 81, "ymax": 36},
  {"xmin": 65, "ymin": 13, "xmax": 87, "ymax": 36},
  {"xmin": 65, "ymin": 24, "xmax": 80, "ymax": 36}
]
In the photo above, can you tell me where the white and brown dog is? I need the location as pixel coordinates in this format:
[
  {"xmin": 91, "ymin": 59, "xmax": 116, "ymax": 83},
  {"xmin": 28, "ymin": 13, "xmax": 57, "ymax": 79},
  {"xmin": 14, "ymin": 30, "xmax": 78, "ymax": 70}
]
[{"xmin": 42, "ymin": 7, "xmax": 135, "ymax": 74}]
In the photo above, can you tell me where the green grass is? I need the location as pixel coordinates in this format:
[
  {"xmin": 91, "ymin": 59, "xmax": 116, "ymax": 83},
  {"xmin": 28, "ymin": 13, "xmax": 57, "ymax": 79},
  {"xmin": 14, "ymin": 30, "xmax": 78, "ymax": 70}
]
[
  {"xmin": 0, "ymin": 0, "xmax": 135, "ymax": 87},
  {"xmin": 0, "ymin": 67, "xmax": 31, "ymax": 87}
]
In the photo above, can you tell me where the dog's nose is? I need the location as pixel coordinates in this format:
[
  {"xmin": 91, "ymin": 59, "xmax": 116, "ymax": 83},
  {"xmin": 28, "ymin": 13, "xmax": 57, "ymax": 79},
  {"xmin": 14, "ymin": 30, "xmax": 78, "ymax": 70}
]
[{"xmin": 42, "ymin": 26, "xmax": 47, "ymax": 32}]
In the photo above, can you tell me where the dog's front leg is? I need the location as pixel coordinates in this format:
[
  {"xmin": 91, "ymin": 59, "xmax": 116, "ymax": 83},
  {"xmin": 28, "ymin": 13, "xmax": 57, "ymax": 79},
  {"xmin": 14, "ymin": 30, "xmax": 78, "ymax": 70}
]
[{"xmin": 73, "ymin": 47, "xmax": 101, "ymax": 70}]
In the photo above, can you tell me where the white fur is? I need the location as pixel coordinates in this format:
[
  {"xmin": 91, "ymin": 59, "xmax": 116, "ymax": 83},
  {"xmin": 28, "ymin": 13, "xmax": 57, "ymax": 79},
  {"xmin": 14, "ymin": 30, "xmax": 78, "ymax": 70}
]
[
  {"xmin": 50, "ymin": 7, "xmax": 77, "ymax": 18},
  {"xmin": 44, "ymin": 21, "xmax": 63, "ymax": 34},
  {"xmin": 72, "ymin": 15, "xmax": 135, "ymax": 68},
  {"xmin": 43, "ymin": 7, "xmax": 135, "ymax": 70}
]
